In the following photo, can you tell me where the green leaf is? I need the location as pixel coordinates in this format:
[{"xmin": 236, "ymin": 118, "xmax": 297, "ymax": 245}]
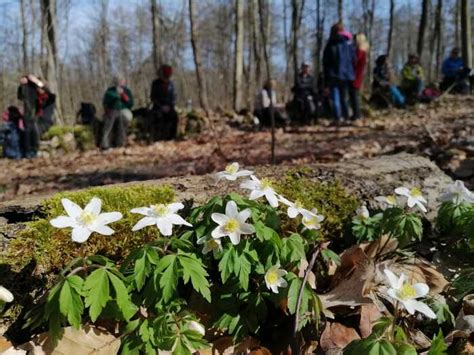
[
  {"xmin": 281, "ymin": 234, "xmax": 305, "ymax": 263},
  {"xmin": 107, "ymin": 271, "xmax": 138, "ymax": 321},
  {"xmin": 83, "ymin": 268, "xmax": 110, "ymax": 322},
  {"xmin": 59, "ymin": 275, "xmax": 84, "ymax": 329},
  {"xmin": 172, "ymin": 337, "xmax": 191, "ymax": 355},
  {"xmin": 238, "ymin": 254, "xmax": 251, "ymax": 291},
  {"xmin": 178, "ymin": 254, "xmax": 211, "ymax": 302},
  {"xmin": 428, "ymin": 330, "xmax": 448, "ymax": 355},
  {"xmin": 393, "ymin": 342, "xmax": 417, "ymax": 355},
  {"xmin": 321, "ymin": 249, "xmax": 341, "ymax": 266},
  {"xmin": 432, "ymin": 302, "xmax": 455, "ymax": 325},
  {"xmin": 218, "ymin": 247, "xmax": 234, "ymax": 283},
  {"xmin": 452, "ymin": 268, "xmax": 474, "ymax": 299},
  {"xmin": 287, "ymin": 277, "xmax": 302, "ymax": 315},
  {"xmin": 156, "ymin": 255, "xmax": 178, "ymax": 302},
  {"xmin": 134, "ymin": 250, "xmax": 147, "ymax": 291}
]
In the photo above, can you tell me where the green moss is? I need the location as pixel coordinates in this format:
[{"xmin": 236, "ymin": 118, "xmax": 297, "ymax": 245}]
[
  {"xmin": 275, "ymin": 170, "xmax": 359, "ymax": 239},
  {"xmin": 42, "ymin": 124, "xmax": 95, "ymax": 151},
  {"xmin": 5, "ymin": 184, "xmax": 175, "ymax": 273}
]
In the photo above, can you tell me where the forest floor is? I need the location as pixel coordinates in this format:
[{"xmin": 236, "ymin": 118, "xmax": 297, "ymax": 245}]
[{"xmin": 0, "ymin": 95, "xmax": 473, "ymax": 202}]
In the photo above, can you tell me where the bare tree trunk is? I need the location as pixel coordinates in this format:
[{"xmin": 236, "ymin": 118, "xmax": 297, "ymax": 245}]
[
  {"xmin": 460, "ymin": 0, "xmax": 472, "ymax": 68},
  {"xmin": 29, "ymin": 0, "xmax": 38, "ymax": 73},
  {"xmin": 291, "ymin": 0, "xmax": 305, "ymax": 86},
  {"xmin": 251, "ymin": 0, "xmax": 263, "ymax": 92},
  {"xmin": 233, "ymin": 0, "xmax": 244, "ymax": 111},
  {"xmin": 431, "ymin": 0, "xmax": 443, "ymax": 81},
  {"xmin": 20, "ymin": 0, "xmax": 29, "ymax": 72},
  {"xmin": 417, "ymin": 0, "xmax": 429, "ymax": 57},
  {"xmin": 151, "ymin": 0, "xmax": 162, "ymax": 76},
  {"xmin": 455, "ymin": 0, "xmax": 460, "ymax": 46},
  {"xmin": 386, "ymin": 0, "xmax": 395, "ymax": 57},
  {"xmin": 314, "ymin": 0, "xmax": 324, "ymax": 86},
  {"xmin": 41, "ymin": 0, "xmax": 63, "ymax": 123},
  {"xmin": 362, "ymin": 0, "xmax": 375, "ymax": 85},
  {"xmin": 258, "ymin": 0, "xmax": 275, "ymax": 165},
  {"xmin": 337, "ymin": 0, "xmax": 343, "ymax": 22},
  {"xmin": 188, "ymin": 0, "xmax": 209, "ymax": 112}
]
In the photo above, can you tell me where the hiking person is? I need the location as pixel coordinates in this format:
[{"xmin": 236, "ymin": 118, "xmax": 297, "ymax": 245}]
[
  {"xmin": 372, "ymin": 55, "xmax": 405, "ymax": 107},
  {"xmin": 1, "ymin": 106, "xmax": 24, "ymax": 159},
  {"xmin": 254, "ymin": 79, "xmax": 287, "ymax": 128},
  {"xmin": 440, "ymin": 47, "xmax": 470, "ymax": 94},
  {"xmin": 36, "ymin": 81, "xmax": 56, "ymax": 135},
  {"xmin": 101, "ymin": 75, "xmax": 134, "ymax": 150},
  {"xmin": 150, "ymin": 64, "xmax": 178, "ymax": 141},
  {"xmin": 17, "ymin": 75, "xmax": 41, "ymax": 158},
  {"xmin": 349, "ymin": 34, "xmax": 369, "ymax": 120},
  {"xmin": 323, "ymin": 22, "xmax": 355, "ymax": 123},
  {"xmin": 293, "ymin": 62, "xmax": 316, "ymax": 124},
  {"xmin": 401, "ymin": 54, "xmax": 425, "ymax": 98}
]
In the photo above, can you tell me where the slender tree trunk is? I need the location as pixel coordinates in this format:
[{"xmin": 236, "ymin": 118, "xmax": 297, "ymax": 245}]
[
  {"xmin": 386, "ymin": 0, "xmax": 395, "ymax": 57},
  {"xmin": 455, "ymin": 0, "xmax": 460, "ymax": 46},
  {"xmin": 233, "ymin": 0, "xmax": 244, "ymax": 111},
  {"xmin": 188, "ymin": 0, "xmax": 209, "ymax": 112},
  {"xmin": 417, "ymin": 0, "xmax": 429, "ymax": 57},
  {"xmin": 20, "ymin": 0, "xmax": 29, "ymax": 72},
  {"xmin": 314, "ymin": 0, "xmax": 324, "ymax": 85},
  {"xmin": 258, "ymin": 0, "xmax": 275, "ymax": 165},
  {"xmin": 151, "ymin": 0, "xmax": 162, "ymax": 76},
  {"xmin": 29, "ymin": 0, "xmax": 38, "ymax": 73},
  {"xmin": 41, "ymin": 0, "xmax": 63, "ymax": 123},
  {"xmin": 460, "ymin": 0, "xmax": 472, "ymax": 68},
  {"xmin": 337, "ymin": 0, "xmax": 343, "ymax": 22},
  {"xmin": 251, "ymin": 0, "xmax": 263, "ymax": 92},
  {"xmin": 431, "ymin": 0, "xmax": 443, "ymax": 81}
]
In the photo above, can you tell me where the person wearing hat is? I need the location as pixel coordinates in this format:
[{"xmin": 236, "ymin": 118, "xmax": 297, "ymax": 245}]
[
  {"xmin": 101, "ymin": 75, "xmax": 134, "ymax": 150},
  {"xmin": 17, "ymin": 74, "xmax": 42, "ymax": 158},
  {"xmin": 401, "ymin": 54, "xmax": 425, "ymax": 98},
  {"xmin": 440, "ymin": 48, "xmax": 470, "ymax": 94},
  {"xmin": 150, "ymin": 64, "xmax": 178, "ymax": 141},
  {"xmin": 293, "ymin": 61, "xmax": 316, "ymax": 124}
]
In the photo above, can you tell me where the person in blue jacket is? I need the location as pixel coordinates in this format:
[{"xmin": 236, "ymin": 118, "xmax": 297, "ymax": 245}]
[
  {"xmin": 440, "ymin": 48, "xmax": 470, "ymax": 94},
  {"xmin": 323, "ymin": 22, "xmax": 355, "ymax": 123}
]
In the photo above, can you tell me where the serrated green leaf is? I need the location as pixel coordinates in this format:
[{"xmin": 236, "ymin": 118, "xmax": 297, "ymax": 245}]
[
  {"xmin": 59, "ymin": 275, "xmax": 84, "ymax": 329},
  {"xmin": 134, "ymin": 250, "xmax": 147, "ymax": 291},
  {"xmin": 156, "ymin": 255, "xmax": 178, "ymax": 302},
  {"xmin": 107, "ymin": 271, "xmax": 137, "ymax": 321},
  {"xmin": 83, "ymin": 268, "xmax": 110, "ymax": 322},
  {"xmin": 428, "ymin": 330, "xmax": 448, "ymax": 355},
  {"xmin": 218, "ymin": 247, "xmax": 234, "ymax": 283},
  {"xmin": 178, "ymin": 254, "xmax": 211, "ymax": 302},
  {"xmin": 282, "ymin": 234, "xmax": 305, "ymax": 262},
  {"xmin": 287, "ymin": 277, "xmax": 302, "ymax": 314},
  {"xmin": 238, "ymin": 254, "xmax": 251, "ymax": 290}
]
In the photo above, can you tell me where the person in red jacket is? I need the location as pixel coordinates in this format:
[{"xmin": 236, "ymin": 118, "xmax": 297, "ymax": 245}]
[{"xmin": 349, "ymin": 33, "xmax": 369, "ymax": 120}]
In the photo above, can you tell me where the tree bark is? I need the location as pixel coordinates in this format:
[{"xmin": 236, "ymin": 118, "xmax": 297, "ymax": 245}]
[
  {"xmin": 416, "ymin": 0, "xmax": 429, "ymax": 57},
  {"xmin": 233, "ymin": 0, "xmax": 244, "ymax": 111},
  {"xmin": 431, "ymin": 0, "xmax": 443, "ymax": 81},
  {"xmin": 151, "ymin": 0, "xmax": 162, "ymax": 76},
  {"xmin": 337, "ymin": 0, "xmax": 343, "ymax": 22},
  {"xmin": 314, "ymin": 0, "xmax": 324, "ymax": 87},
  {"xmin": 291, "ymin": 0, "xmax": 299, "ymax": 86},
  {"xmin": 386, "ymin": 0, "xmax": 395, "ymax": 57},
  {"xmin": 460, "ymin": 0, "xmax": 472, "ymax": 68},
  {"xmin": 188, "ymin": 0, "xmax": 209, "ymax": 112},
  {"xmin": 20, "ymin": 0, "xmax": 29, "ymax": 72},
  {"xmin": 41, "ymin": 0, "xmax": 63, "ymax": 123}
]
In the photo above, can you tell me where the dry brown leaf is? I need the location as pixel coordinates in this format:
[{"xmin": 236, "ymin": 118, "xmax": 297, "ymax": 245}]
[
  {"xmin": 359, "ymin": 304, "xmax": 383, "ymax": 338},
  {"xmin": 0, "ymin": 336, "xmax": 14, "ymax": 352},
  {"xmin": 18, "ymin": 326, "xmax": 120, "ymax": 355},
  {"xmin": 319, "ymin": 322, "xmax": 360, "ymax": 351}
]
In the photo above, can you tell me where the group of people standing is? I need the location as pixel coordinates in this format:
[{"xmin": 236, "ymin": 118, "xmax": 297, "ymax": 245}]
[{"xmin": 1, "ymin": 75, "xmax": 56, "ymax": 159}]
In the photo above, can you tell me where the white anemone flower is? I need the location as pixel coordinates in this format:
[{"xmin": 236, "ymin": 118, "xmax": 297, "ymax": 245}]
[
  {"xmin": 375, "ymin": 195, "xmax": 398, "ymax": 209},
  {"xmin": 395, "ymin": 187, "xmax": 428, "ymax": 212},
  {"xmin": 265, "ymin": 265, "xmax": 288, "ymax": 294},
  {"xmin": 211, "ymin": 200, "xmax": 255, "ymax": 245},
  {"xmin": 0, "ymin": 286, "xmax": 14, "ymax": 303},
  {"xmin": 50, "ymin": 197, "xmax": 123, "ymax": 243},
  {"xmin": 131, "ymin": 202, "xmax": 192, "ymax": 236},
  {"xmin": 197, "ymin": 236, "xmax": 223, "ymax": 256},
  {"xmin": 240, "ymin": 175, "xmax": 279, "ymax": 207},
  {"xmin": 301, "ymin": 209, "xmax": 325, "ymax": 230},
  {"xmin": 356, "ymin": 205, "xmax": 370, "ymax": 219},
  {"xmin": 187, "ymin": 320, "xmax": 206, "ymax": 336},
  {"xmin": 279, "ymin": 196, "xmax": 309, "ymax": 219},
  {"xmin": 215, "ymin": 162, "xmax": 253, "ymax": 181},
  {"xmin": 384, "ymin": 269, "xmax": 436, "ymax": 319},
  {"xmin": 439, "ymin": 180, "xmax": 474, "ymax": 204}
]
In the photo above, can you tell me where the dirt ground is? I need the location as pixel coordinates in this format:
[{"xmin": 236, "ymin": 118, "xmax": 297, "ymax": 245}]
[{"xmin": 0, "ymin": 95, "xmax": 473, "ymax": 202}]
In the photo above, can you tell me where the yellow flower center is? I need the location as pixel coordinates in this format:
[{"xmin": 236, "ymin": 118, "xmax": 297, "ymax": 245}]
[
  {"xmin": 410, "ymin": 188, "xmax": 422, "ymax": 197},
  {"xmin": 294, "ymin": 200, "xmax": 303, "ymax": 209},
  {"xmin": 152, "ymin": 204, "xmax": 169, "ymax": 217},
  {"xmin": 304, "ymin": 215, "xmax": 320, "ymax": 228},
  {"xmin": 260, "ymin": 178, "xmax": 272, "ymax": 189},
  {"xmin": 387, "ymin": 195, "xmax": 397, "ymax": 204},
  {"xmin": 397, "ymin": 283, "xmax": 417, "ymax": 300},
  {"xmin": 266, "ymin": 270, "xmax": 279, "ymax": 284},
  {"xmin": 207, "ymin": 239, "xmax": 220, "ymax": 250},
  {"xmin": 223, "ymin": 218, "xmax": 239, "ymax": 233},
  {"xmin": 225, "ymin": 163, "xmax": 238, "ymax": 174},
  {"xmin": 79, "ymin": 211, "xmax": 96, "ymax": 225}
]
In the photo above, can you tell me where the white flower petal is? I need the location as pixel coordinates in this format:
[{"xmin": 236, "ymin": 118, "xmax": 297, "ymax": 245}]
[
  {"xmin": 239, "ymin": 223, "xmax": 255, "ymax": 235},
  {"xmin": 395, "ymin": 187, "xmax": 410, "ymax": 197},
  {"xmin": 402, "ymin": 299, "xmax": 417, "ymax": 315},
  {"xmin": 132, "ymin": 216, "xmax": 156, "ymax": 231},
  {"xmin": 237, "ymin": 208, "xmax": 251, "ymax": 223},
  {"xmin": 167, "ymin": 214, "xmax": 192, "ymax": 227},
  {"xmin": 228, "ymin": 232, "xmax": 241, "ymax": 245},
  {"xmin": 84, "ymin": 197, "xmax": 102, "ymax": 215},
  {"xmin": 0, "ymin": 286, "xmax": 14, "ymax": 303},
  {"xmin": 187, "ymin": 321, "xmax": 205, "ymax": 335},
  {"xmin": 413, "ymin": 283, "xmax": 429, "ymax": 298},
  {"xmin": 61, "ymin": 198, "xmax": 83, "ymax": 218},
  {"xmin": 249, "ymin": 190, "xmax": 265, "ymax": 200},
  {"xmin": 278, "ymin": 279, "xmax": 288, "ymax": 288},
  {"xmin": 168, "ymin": 202, "xmax": 185, "ymax": 213},
  {"xmin": 387, "ymin": 288, "xmax": 400, "ymax": 301},
  {"xmin": 287, "ymin": 207, "xmax": 299, "ymax": 218},
  {"xmin": 50, "ymin": 216, "xmax": 75, "ymax": 228},
  {"xmin": 211, "ymin": 213, "xmax": 228, "ymax": 225},
  {"xmin": 270, "ymin": 284, "xmax": 279, "ymax": 294},
  {"xmin": 225, "ymin": 201, "xmax": 238, "ymax": 217},
  {"xmin": 156, "ymin": 220, "xmax": 173, "ymax": 236},
  {"xmin": 265, "ymin": 191, "xmax": 279, "ymax": 207},
  {"xmin": 411, "ymin": 300, "xmax": 437, "ymax": 319},
  {"xmin": 197, "ymin": 236, "xmax": 207, "ymax": 245},
  {"xmin": 71, "ymin": 227, "xmax": 92, "ymax": 243},
  {"xmin": 95, "ymin": 212, "xmax": 122, "ymax": 225},
  {"xmin": 384, "ymin": 269, "xmax": 400, "ymax": 289},
  {"xmin": 90, "ymin": 225, "xmax": 114, "ymax": 235},
  {"xmin": 130, "ymin": 207, "xmax": 151, "ymax": 216},
  {"xmin": 235, "ymin": 170, "xmax": 253, "ymax": 177},
  {"xmin": 211, "ymin": 226, "xmax": 227, "ymax": 239}
]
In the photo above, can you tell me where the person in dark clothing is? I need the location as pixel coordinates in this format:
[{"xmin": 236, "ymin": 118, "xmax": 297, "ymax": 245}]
[
  {"xmin": 323, "ymin": 22, "xmax": 355, "ymax": 122},
  {"xmin": 293, "ymin": 62, "xmax": 317, "ymax": 124},
  {"xmin": 101, "ymin": 76, "xmax": 134, "ymax": 149},
  {"xmin": 440, "ymin": 48, "xmax": 470, "ymax": 94},
  {"xmin": 150, "ymin": 64, "xmax": 178, "ymax": 141},
  {"xmin": 36, "ymin": 82, "xmax": 56, "ymax": 135},
  {"xmin": 77, "ymin": 103, "xmax": 102, "ymax": 147},
  {"xmin": 372, "ymin": 55, "xmax": 405, "ymax": 107},
  {"xmin": 1, "ymin": 106, "xmax": 24, "ymax": 159},
  {"xmin": 254, "ymin": 79, "xmax": 287, "ymax": 128},
  {"xmin": 17, "ymin": 75, "xmax": 41, "ymax": 158}
]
